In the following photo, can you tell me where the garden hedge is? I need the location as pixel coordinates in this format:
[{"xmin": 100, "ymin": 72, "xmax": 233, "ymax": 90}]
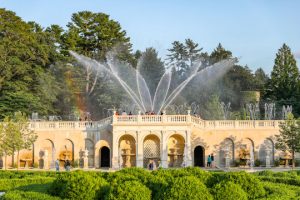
[
  {"xmin": 162, "ymin": 176, "xmax": 213, "ymax": 200},
  {"xmin": 1, "ymin": 190, "xmax": 61, "ymax": 200},
  {"xmin": 104, "ymin": 180, "xmax": 151, "ymax": 200},
  {"xmin": 49, "ymin": 171, "xmax": 108, "ymax": 200},
  {"xmin": 212, "ymin": 181, "xmax": 248, "ymax": 200}
]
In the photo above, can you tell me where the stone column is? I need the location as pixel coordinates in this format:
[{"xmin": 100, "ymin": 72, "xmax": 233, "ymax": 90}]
[
  {"xmin": 136, "ymin": 131, "xmax": 143, "ymax": 167},
  {"xmin": 161, "ymin": 131, "xmax": 168, "ymax": 168},
  {"xmin": 112, "ymin": 131, "xmax": 120, "ymax": 169},
  {"xmin": 83, "ymin": 149, "xmax": 89, "ymax": 169},
  {"xmin": 43, "ymin": 150, "xmax": 49, "ymax": 170},
  {"xmin": 185, "ymin": 130, "xmax": 192, "ymax": 167}
]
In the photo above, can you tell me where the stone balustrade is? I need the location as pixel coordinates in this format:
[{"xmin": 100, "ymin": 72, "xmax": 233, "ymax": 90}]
[
  {"xmin": 113, "ymin": 115, "xmax": 282, "ymax": 129},
  {"xmin": 24, "ymin": 115, "xmax": 282, "ymax": 130}
]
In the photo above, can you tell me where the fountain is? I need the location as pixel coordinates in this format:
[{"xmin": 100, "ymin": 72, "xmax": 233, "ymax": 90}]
[
  {"xmin": 246, "ymin": 103, "xmax": 260, "ymax": 120},
  {"xmin": 70, "ymin": 50, "xmax": 236, "ymax": 114},
  {"xmin": 282, "ymin": 105, "xmax": 292, "ymax": 119},
  {"xmin": 220, "ymin": 102, "xmax": 231, "ymax": 120},
  {"xmin": 264, "ymin": 103, "xmax": 276, "ymax": 120}
]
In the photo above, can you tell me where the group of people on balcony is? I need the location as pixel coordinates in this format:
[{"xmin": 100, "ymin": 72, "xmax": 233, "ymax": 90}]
[{"xmin": 115, "ymin": 111, "xmax": 163, "ymax": 116}]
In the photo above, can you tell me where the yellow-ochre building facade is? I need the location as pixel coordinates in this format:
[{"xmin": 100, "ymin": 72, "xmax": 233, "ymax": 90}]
[{"xmin": 1, "ymin": 113, "xmax": 298, "ymax": 169}]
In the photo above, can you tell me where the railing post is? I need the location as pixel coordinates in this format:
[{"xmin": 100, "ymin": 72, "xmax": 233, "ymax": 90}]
[
  {"xmin": 113, "ymin": 110, "xmax": 117, "ymax": 124},
  {"xmin": 162, "ymin": 110, "xmax": 166, "ymax": 123},
  {"xmin": 137, "ymin": 111, "xmax": 142, "ymax": 123},
  {"xmin": 234, "ymin": 120, "xmax": 239, "ymax": 128},
  {"xmin": 187, "ymin": 109, "xmax": 191, "ymax": 123}
]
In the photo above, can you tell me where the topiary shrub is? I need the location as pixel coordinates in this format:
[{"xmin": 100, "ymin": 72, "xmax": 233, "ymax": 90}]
[
  {"xmin": 212, "ymin": 181, "xmax": 248, "ymax": 200},
  {"xmin": 207, "ymin": 172, "xmax": 265, "ymax": 199},
  {"xmin": 118, "ymin": 167, "xmax": 153, "ymax": 184},
  {"xmin": 48, "ymin": 170, "xmax": 107, "ymax": 200},
  {"xmin": 146, "ymin": 174, "xmax": 169, "ymax": 200},
  {"xmin": 104, "ymin": 180, "xmax": 151, "ymax": 200},
  {"xmin": 1, "ymin": 191, "xmax": 61, "ymax": 200},
  {"xmin": 162, "ymin": 176, "xmax": 213, "ymax": 200},
  {"xmin": 174, "ymin": 167, "xmax": 212, "ymax": 183}
]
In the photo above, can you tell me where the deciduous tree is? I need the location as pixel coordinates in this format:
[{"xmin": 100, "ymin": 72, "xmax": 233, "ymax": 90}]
[{"xmin": 275, "ymin": 114, "xmax": 300, "ymax": 168}]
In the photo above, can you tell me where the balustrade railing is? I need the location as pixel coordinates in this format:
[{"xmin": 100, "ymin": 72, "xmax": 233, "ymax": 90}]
[
  {"xmin": 26, "ymin": 115, "xmax": 282, "ymax": 130},
  {"xmin": 29, "ymin": 116, "xmax": 113, "ymax": 130},
  {"xmin": 113, "ymin": 115, "xmax": 282, "ymax": 129}
]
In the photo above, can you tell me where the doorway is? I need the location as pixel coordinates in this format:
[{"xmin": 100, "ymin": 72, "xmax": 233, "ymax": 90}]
[
  {"xmin": 100, "ymin": 146, "xmax": 110, "ymax": 168},
  {"xmin": 194, "ymin": 146, "xmax": 205, "ymax": 167}
]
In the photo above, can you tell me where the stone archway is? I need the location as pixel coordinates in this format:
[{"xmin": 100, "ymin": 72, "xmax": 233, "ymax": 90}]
[
  {"xmin": 19, "ymin": 144, "xmax": 34, "ymax": 168},
  {"xmin": 143, "ymin": 134, "xmax": 160, "ymax": 168},
  {"xmin": 119, "ymin": 135, "xmax": 136, "ymax": 168},
  {"xmin": 259, "ymin": 138, "xmax": 275, "ymax": 166},
  {"xmin": 58, "ymin": 139, "xmax": 74, "ymax": 167},
  {"xmin": 40, "ymin": 139, "xmax": 55, "ymax": 169},
  {"xmin": 194, "ymin": 146, "xmax": 205, "ymax": 167},
  {"xmin": 219, "ymin": 138, "xmax": 235, "ymax": 167},
  {"xmin": 167, "ymin": 134, "xmax": 185, "ymax": 167},
  {"xmin": 100, "ymin": 146, "xmax": 110, "ymax": 168}
]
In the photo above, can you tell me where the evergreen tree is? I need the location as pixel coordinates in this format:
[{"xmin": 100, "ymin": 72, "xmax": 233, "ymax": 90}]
[
  {"xmin": 61, "ymin": 11, "xmax": 135, "ymax": 118},
  {"xmin": 210, "ymin": 43, "xmax": 233, "ymax": 64},
  {"xmin": 167, "ymin": 39, "xmax": 203, "ymax": 77},
  {"xmin": 268, "ymin": 44, "xmax": 299, "ymax": 100},
  {"xmin": 138, "ymin": 48, "xmax": 165, "ymax": 97},
  {"xmin": 254, "ymin": 68, "xmax": 269, "ymax": 91}
]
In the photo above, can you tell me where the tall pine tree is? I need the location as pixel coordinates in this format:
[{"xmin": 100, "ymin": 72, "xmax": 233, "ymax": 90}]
[
  {"xmin": 269, "ymin": 44, "xmax": 299, "ymax": 99},
  {"xmin": 267, "ymin": 44, "xmax": 300, "ymax": 116}
]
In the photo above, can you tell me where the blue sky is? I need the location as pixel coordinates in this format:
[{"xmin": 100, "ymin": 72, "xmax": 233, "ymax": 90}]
[{"xmin": 1, "ymin": 0, "xmax": 300, "ymax": 73}]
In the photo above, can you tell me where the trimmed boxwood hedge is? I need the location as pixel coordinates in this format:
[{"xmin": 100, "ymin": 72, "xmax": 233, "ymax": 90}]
[
  {"xmin": 0, "ymin": 177, "xmax": 54, "ymax": 191},
  {"xmin": 162, "ymin": 176, "xmax": 213, "ymax": 200},
  {"xmin": 104, "ymin": 180, "xmax": 151, "ymax": 200},
  {"xmin": 48, "ymin": 170, "xmax": 108, "ymax": 200},
  {"xmin": 207, "ymin": 171, "xmax": 265, "ymax": 199},
  {"xmin": 212, "ymin": 181, "xmax": 248, "ymax": 200},
  {"xmin": 1, "ymin": 168, "xmax": 300, "ymax": 200},
  {"xmin": 1, "ymin": 190, "xmax": 61, "ymax": 200}
]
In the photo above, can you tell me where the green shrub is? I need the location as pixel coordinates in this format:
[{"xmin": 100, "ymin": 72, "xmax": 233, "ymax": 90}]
[
  {"xmin": 104, "ymin": 180, "xmax": 151, "ymax": 200},
  {"xmin": 234, "ymin": 160, "xmax": 240, "ymax": 167},
  {"xmin": 212, "ymin": 181, "xmax": 248, "ymax": 200},
  {"xmin": 0, "ymin": 177, "xmax": 54, "ymax": 191},
  {"xmin": 255, "ymin": 159, "xmax": 261, "ymax": 167},
  {"xmin": 118, "ymin": 167, "xmax": 152, "ymax": 184},
  {"xmin": 274, "ymin": 159, "xmax": 280, "ymax": 167},
  {"xmin": 207, "ymin": 172, "xmax": 265, "ymax": 199},
  {"xmin": 49, "ymin": 171, "xmax": 107, "ymax": 200},
  {"xmin": 162, "ymin": 176, "xmax": 213, "ymax": 200},
  {"xmin": 258, "ymin": 176, "xmax": 300, "ymax": 186},
  {"xmin": 146, "ymin": 174, "xmax": 169, "ymax": 200},
  {"xmin": 72, "ymin": 159, "xmax": 79, "ymax": 168},
  {"xmin": 0, "ymin": 171, "xmax": 57, "ymax": 179},
  {"xmin": 261, "ymin": 181, "xmax": 300, "ymax": 199},
  {"xmin": 1, "ymin": 190, "xmax": 61, "ymax": 200}
]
